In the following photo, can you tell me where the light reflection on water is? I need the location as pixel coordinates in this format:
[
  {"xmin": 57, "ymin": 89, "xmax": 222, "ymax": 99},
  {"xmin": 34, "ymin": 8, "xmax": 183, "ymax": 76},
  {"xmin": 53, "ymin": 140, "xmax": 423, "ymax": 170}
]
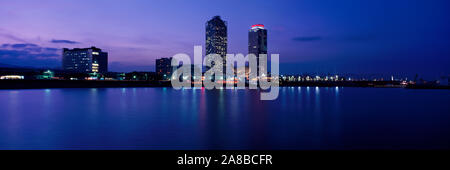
[{"xmin": 0, "ymin": 87, "xmax": 449, "ymax": 150}]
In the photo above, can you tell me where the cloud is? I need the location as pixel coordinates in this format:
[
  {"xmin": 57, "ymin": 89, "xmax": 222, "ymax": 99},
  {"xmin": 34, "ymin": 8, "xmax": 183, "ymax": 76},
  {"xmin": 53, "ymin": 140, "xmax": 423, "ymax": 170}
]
[
  {"xmin": 0, "ymin": 43, "xmax": 61, "ymax": 68},
  {"xmin": 292, "ymin": 36, "xmax": 323, "ymax": 42},
  {"xmin": 0, "ymin": 32, "xmax": 27, "ymax": 42},
  {"xmin": 10, "ymin": 43, "xmax": 39, "ymax": 48},
  {"xmin": 50, "ymin": 39, "xmax": 80, "ymax": 44}
]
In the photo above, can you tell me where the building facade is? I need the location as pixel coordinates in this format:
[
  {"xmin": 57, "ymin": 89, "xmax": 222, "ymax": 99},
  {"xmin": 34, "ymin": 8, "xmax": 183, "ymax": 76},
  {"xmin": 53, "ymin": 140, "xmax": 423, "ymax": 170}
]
[
  {"xmin": 156, "ymin": 57, "xmax": 173, "ymax": 80},
  {"xmin": 248, "ymin": 24, "xmax": 267, "ymax": 75},
  {"xmin": 62, "ymin": 47, "xmax": 108, "ymax": 73},
  {"xmin": 206, "ymin": 16, "xmax": 227, "ymax": 71}
]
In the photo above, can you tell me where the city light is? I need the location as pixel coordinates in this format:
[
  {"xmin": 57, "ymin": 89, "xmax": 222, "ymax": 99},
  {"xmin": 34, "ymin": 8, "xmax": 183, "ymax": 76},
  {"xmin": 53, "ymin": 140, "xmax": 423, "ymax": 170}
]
[
  {"xmin": 0, "ymin": 75, "xmax": 24, "ymax": 80},
  {"xmin": 251, "ymin": 24, "xmax": 265, "ymax": 29}
]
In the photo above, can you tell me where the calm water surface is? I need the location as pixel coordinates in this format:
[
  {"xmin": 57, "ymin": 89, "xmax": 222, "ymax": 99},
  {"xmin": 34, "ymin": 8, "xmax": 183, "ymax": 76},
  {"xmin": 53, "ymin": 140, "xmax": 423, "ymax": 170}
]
[{"xmin": 0, "ymin": 87, "xmax": 449, "ymax": 150}]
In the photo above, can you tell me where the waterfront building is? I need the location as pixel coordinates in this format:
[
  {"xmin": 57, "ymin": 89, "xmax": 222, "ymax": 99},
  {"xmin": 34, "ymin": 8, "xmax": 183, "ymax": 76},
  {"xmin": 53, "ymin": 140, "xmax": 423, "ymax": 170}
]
[
  {"xmin": 0, "ymin": 75, "xmax": 24, "ymax": 80},
  {"xmin": 126, "ymin": 72, "xmax": 159, "ymax": 81},
  {"xmin": 206, "ymin": 16, "xmax": 227, "ymax": 71},
  {"xmin": 62, "ymin": 47, "xmax": 108, "ymax": 73},
  {"xmin": 156, "ymin": 57, "xmax": 173, "ymax": 80},
  {"xmin": 36, "ymin": 70, "xmax": 54, "ymax": 80},
  {"xmin": 248, "ymin": 24, "xmax": 267, "ymax": 75}
]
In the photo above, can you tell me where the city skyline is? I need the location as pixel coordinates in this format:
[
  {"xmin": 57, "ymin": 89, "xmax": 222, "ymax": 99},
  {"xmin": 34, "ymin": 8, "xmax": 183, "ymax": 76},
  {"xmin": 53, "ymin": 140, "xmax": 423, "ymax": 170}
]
[{"xmin": 0, "ymin": 0, "xmax": 449, "ymax": 79}]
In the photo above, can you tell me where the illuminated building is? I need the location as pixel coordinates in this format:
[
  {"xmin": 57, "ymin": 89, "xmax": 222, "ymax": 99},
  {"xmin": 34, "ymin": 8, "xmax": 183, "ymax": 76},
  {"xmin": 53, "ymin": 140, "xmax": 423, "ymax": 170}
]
[
  {"xmin": 126, "ymin": 72, "xmax": 159, "ymax": 81},
  {"xmin": 62, "ymin": 47, "xmax": 108, "ymax": 73},
  {"xmin": 205, "ymin": 16, "xmax": 227, "ymax": 71},
  {"xmin": 248, "ymin": 24, "xmax": 267, "ymax": 75},
  {"xmin": 36, "ymin": 70, "xmax": 54, "ymax": 80},
  {"xmin": 0, "ymin": 75, "xmax": 24, "ymax": 80},
  {"xmin": 156, "ymin": 57, "xmax": 173, "ymax": 80}
]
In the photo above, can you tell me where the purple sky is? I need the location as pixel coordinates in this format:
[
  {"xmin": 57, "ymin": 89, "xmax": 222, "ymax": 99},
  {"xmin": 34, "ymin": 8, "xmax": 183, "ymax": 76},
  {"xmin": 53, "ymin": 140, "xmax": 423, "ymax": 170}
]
[{"xmin": 0, "ymin": 0, "xmax": 449, "ymax": 78}]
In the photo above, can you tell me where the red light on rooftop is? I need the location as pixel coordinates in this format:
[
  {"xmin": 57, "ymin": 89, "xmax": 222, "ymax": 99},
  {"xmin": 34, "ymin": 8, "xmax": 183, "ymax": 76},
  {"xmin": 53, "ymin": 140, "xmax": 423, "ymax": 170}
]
[{"xmin": 251, "ymin": 24, "xmax": 265, "ymax": 28}]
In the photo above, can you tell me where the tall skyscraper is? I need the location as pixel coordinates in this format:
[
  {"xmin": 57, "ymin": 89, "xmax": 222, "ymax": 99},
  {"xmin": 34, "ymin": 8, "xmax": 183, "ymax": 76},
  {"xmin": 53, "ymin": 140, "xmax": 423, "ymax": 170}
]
[
  {"xmin": 248, "ymin": 24, "xmax": 267, "ymax": 75},
  {"xmin": 206, "ymin": 16, "xmax": 227, "ymax": 70},
  {"xmin": 156, "ymin": 57, "xmax": 173, "ymax": 80},
  {"xmin": 62, "ymin": 46, "xmax": 108, "ymax": 73}
]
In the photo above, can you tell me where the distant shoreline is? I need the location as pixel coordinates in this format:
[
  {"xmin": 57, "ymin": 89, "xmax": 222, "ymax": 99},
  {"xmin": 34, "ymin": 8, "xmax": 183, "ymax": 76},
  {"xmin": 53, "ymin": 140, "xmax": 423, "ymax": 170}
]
[
  {"xmin": 0, "ymin": 79, "xmax": 171, "ymax": 89},
  {"xmin": 0, "ymin": 79, "xmax": 447, "ymax": 90}
]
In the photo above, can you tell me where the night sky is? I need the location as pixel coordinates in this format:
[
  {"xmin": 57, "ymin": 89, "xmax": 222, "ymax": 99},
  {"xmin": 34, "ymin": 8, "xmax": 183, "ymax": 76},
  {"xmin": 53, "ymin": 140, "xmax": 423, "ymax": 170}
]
[{"xmin": 0, "ymin": 0, "xmax": 449, "ymax": 79}]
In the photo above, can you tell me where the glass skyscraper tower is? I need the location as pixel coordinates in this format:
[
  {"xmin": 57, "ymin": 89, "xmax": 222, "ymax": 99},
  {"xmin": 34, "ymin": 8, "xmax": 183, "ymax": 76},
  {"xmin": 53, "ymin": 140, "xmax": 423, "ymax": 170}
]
[
  {"xmin": 205, "ymin": 16, "xmax": 227, "ymax": 71},
  {"xmin": 248, "ymin": 24, "xmax": 267, "ymax": 75}
]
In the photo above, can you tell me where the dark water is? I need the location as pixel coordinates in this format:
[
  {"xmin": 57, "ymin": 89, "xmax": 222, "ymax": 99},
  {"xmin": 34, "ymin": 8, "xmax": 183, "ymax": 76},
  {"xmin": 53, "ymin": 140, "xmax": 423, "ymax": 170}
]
[{"xmin": 0, "ymin": 87, "xmax": 449, "ymax": 150}]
